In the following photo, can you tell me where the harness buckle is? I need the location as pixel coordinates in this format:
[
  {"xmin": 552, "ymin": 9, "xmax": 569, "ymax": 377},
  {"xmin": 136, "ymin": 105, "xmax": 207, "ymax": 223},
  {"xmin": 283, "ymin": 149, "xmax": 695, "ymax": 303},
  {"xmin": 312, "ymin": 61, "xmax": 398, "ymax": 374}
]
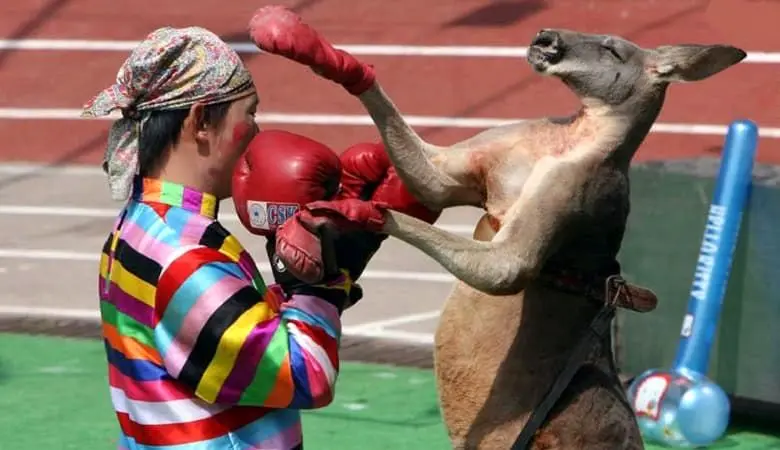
[{"xmin": 605, "ymin": 274, "xmax": 626, "ymax": 309}]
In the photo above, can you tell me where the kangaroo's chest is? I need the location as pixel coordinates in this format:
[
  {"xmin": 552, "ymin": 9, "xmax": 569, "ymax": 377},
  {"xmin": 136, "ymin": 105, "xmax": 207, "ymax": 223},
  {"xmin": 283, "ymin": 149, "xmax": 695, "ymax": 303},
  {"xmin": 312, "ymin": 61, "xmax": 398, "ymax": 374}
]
[
  {"xmin": 480, "ymin": 150, "xmax": 631, "ymax": 259},
  {"xmin": 482, "ymin": 156, "xmax": 534, "ymax": 219},
  {"xmin": 476, "ymin": 120, "xmax": 582, "ymax": 218}
]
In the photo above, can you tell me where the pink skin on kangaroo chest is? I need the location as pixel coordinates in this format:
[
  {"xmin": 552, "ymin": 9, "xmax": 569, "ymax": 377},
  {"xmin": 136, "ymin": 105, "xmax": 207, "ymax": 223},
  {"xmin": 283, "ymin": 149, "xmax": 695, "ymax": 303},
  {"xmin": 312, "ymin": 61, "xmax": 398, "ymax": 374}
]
[
  {"xmin": 473, "ymin": 153, "xmax": 532, "ymax": 229},
  {"xmin": 465, "ymin": 121, "xmax": 575, "ymax": 229}
]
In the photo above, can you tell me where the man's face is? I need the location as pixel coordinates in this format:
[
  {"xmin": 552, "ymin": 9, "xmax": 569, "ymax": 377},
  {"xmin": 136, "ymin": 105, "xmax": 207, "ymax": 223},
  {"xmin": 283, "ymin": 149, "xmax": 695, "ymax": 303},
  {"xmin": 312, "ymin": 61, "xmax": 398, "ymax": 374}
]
[{"xmin": 207, "ymin": 93, "xmax": 259, "ymax": 198}]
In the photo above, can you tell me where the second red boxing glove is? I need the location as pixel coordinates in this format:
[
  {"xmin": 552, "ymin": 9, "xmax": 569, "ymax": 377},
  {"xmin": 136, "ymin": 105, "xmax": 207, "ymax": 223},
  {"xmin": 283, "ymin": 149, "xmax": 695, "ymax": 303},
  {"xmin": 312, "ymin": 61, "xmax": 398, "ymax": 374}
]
[{"xmin": 338, "ymin": 142, "xmax": 442, "ymax": 224}]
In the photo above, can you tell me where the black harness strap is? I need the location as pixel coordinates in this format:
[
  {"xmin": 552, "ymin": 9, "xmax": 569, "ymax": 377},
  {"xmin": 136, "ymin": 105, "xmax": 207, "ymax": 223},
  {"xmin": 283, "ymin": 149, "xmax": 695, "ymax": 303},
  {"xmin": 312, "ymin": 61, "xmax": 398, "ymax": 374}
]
[{"xmin": 510, "ymin": 275, "xmax": 625, "ymax": 450}]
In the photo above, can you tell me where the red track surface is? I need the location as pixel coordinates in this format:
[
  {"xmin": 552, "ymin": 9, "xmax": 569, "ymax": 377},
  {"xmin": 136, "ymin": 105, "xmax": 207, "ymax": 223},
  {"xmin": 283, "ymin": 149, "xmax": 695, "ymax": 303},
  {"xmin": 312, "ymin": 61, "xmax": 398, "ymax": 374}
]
[{"xmin": 1, "ymin": 0, "xmax": 778, "ymax": 164}]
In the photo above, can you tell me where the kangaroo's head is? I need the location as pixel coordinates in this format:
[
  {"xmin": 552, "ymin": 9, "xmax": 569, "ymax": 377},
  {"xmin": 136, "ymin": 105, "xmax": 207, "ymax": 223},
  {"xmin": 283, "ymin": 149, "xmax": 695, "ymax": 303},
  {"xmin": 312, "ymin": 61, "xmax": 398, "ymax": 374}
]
[{"xmin": 526, "ymin": 29, "xmax": 746, "ymax": 113}]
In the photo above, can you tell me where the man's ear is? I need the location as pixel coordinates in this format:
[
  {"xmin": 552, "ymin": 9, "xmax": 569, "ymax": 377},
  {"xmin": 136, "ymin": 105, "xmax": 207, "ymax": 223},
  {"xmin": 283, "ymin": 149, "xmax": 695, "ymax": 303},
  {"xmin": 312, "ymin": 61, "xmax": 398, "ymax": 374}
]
[
  {"xmin": 183, "ymin": 102, "xmax": 208, "ymax": 143},
  {"xmin": 647, "ymin": 44, "xmax": 746, "ymax": 83}
]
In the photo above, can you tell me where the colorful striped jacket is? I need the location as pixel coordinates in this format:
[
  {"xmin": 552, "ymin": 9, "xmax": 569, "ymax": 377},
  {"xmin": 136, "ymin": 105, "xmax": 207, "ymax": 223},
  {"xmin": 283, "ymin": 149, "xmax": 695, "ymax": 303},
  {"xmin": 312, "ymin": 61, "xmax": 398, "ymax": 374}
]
[{"xmin": 98, "ymin": 177, "xmax": 343, "ymax": 450}]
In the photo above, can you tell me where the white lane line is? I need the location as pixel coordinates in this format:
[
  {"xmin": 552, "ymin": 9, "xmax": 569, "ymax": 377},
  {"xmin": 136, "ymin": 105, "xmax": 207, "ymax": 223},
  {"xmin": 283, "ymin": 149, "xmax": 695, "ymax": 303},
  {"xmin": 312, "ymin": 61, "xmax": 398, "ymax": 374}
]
[
  {"xmin": 0, "ymin": 249, "xmax": 97, "ymax": 261},
  {"xmin": 0, "ymin": 204, "xmax": 475, "ymax": 235},
  {"xmin": 342, "ymin": 310, "xmax": 441, "ymax": 333},
  {"xmin": 0, "ymin": 205, "xmax": 118, "ymax": 217},
  {"xmin": 0, "ymin": 108, "xmax": 777, "ymax": 138},
  {"xmin": 0, "ymin": 38, "xmax": 778, "ymax": 64},
  {"xmin": 0, "ymin": 248, "xmax": 457, "ymax": 283},
  {"xmin": 0, "ymin": 305, "xmax": 436, "ymax": 345},
  {"xmin": 341, "ymin": 328, "xmax": 435, "ymax": 345},
  {"xmin": 0, "ymin": 305, "xmax": 100, "ymax": 319},
  {"xmin": 0, "ymin": 163, "xmax": 104, "ymax": 175}
]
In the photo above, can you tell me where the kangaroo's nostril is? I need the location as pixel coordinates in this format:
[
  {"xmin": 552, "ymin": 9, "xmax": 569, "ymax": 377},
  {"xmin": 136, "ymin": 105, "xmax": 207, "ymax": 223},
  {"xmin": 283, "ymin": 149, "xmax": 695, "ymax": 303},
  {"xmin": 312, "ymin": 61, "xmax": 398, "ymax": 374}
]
[{"xmin": 532, "ymin": 30, "xmax": 561, "ymax": 49}]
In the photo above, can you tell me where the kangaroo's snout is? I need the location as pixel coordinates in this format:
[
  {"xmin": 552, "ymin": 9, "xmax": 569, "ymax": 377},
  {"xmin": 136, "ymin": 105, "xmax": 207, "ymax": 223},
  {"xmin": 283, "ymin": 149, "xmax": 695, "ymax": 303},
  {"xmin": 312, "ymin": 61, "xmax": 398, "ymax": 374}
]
[{"xmin": 528, "ymin": 29, "xmax": 565, "ymax": 70}]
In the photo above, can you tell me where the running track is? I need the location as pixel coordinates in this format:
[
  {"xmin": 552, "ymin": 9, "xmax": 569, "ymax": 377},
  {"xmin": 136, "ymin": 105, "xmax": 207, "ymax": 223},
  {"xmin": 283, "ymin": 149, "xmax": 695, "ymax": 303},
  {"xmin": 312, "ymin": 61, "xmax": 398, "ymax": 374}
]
[{"xmin": 0, "ymin": 0, "xmax": 778, "ymax": 343}]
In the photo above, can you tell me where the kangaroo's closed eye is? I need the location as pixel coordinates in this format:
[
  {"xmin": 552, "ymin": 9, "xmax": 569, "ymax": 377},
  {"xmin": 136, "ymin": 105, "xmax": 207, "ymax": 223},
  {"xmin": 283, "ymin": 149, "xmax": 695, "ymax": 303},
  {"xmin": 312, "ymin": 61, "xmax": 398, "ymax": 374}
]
[{"xmin": 602, "ymin": 45, "xmax": 623, "ymax": 62}]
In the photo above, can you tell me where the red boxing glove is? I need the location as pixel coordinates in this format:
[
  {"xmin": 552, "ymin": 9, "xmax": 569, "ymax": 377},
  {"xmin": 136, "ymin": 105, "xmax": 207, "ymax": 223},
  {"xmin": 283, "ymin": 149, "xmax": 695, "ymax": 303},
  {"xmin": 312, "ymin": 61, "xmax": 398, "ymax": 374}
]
[
  {"xmin": 232, "ymin": 129, "xmax": 342, "ymax": 236},
  {"xmin": 275, "ymin": 199, "xmax": 389, "ymax": 283},
  {"xmin": 338, "ymin": 141, "xmax": 442, "ymax": 224},
  {"xmin": 248, "ymin": 6, "xmax": 375, "ymax": 96},
  {"xmin": 274, "ymin": 142, "xmax": 444, "ymax": 283},
  {"xmin": 337, "ymin": 142, "xmax": 391, "ymax": 200}
]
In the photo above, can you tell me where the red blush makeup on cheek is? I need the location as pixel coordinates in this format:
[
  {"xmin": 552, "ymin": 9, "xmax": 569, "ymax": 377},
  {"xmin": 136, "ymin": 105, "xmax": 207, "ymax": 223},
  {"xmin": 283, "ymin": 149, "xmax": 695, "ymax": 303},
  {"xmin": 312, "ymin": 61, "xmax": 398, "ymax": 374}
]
[{"xmin": 231, "ymin": 122, "xmax": 253, "ymax": 146}]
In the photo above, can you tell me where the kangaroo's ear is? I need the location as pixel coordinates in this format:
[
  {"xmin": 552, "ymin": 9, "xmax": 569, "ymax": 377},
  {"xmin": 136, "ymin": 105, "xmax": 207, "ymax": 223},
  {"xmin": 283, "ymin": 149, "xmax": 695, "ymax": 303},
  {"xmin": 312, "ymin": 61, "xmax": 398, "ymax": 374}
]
[{"xmin": 647, "ymin": 44, "xmax": 746, "ymax": 83}]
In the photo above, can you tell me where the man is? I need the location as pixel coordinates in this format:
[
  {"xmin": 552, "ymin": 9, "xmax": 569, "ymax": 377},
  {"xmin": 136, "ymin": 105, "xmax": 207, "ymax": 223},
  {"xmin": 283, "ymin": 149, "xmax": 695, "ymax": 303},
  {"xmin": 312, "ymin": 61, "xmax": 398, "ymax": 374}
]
[{"xmin": 83, "ymin": 27, "xmax": 439, "ymax": 449}]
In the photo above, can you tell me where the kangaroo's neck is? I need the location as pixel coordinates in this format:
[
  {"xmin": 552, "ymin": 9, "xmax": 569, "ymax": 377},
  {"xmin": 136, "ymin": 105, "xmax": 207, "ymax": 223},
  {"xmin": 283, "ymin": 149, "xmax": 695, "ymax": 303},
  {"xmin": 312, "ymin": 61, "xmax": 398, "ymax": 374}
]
[{"xmin": 568, "ymin": 89, "xmax": 667, "ymax": 169}]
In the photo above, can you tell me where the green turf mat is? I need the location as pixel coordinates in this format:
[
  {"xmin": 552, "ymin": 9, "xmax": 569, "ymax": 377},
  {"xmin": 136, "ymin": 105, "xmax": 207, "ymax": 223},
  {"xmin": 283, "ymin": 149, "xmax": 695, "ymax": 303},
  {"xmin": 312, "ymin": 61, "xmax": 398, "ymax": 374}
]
[{"xmin": 1, "ymin": 333, "xmax": 778, "ymax": 449}]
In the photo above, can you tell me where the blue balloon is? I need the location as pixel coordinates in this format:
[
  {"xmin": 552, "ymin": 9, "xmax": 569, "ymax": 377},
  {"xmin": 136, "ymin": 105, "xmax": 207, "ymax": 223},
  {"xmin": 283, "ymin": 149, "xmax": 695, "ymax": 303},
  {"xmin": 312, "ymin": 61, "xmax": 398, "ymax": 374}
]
[{"xmin": 628, "ymin": 370, "xmax": 730, "ymax": 447}]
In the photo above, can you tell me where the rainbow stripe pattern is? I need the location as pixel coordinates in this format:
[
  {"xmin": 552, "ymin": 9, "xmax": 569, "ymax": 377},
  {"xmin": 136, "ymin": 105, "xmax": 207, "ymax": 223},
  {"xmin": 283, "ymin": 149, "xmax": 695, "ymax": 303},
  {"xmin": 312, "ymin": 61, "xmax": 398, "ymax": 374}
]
[{"xmin": 98, "ymin": 177, "xmax": 342, "ymax": 449}]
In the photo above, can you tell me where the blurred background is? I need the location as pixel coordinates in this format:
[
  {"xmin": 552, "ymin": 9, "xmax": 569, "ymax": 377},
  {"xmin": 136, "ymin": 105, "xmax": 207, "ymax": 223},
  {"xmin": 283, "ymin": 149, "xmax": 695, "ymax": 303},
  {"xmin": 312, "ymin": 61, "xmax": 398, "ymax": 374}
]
[{"xmin": 0, "ymin": 0, "xmax": 778, "ymax": 448}]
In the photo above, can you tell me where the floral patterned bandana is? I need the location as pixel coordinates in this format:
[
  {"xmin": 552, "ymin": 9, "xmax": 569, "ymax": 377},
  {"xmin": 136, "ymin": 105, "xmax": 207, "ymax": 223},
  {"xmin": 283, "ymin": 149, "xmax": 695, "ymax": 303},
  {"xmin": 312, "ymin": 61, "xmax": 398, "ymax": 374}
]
[{"xmin": 82, "ymin": 26, "xmax": 255, "ymax": 201}]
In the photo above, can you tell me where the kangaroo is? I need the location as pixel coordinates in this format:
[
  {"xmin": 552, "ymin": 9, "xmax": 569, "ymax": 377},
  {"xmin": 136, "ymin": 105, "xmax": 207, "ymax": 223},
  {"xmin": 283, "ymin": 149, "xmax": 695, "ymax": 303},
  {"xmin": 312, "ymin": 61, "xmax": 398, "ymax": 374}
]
[{"xmin": 248, "ymin": 7, "xmax": 746, "ymax": 449}]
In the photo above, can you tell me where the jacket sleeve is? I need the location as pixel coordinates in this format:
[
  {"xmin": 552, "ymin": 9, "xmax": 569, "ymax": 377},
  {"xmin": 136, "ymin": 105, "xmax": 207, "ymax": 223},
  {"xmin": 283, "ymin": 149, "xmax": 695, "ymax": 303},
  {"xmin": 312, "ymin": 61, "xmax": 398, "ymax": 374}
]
[{"xmin": 152, "ymin": 245, "xmax": 344, "ymax": 409}]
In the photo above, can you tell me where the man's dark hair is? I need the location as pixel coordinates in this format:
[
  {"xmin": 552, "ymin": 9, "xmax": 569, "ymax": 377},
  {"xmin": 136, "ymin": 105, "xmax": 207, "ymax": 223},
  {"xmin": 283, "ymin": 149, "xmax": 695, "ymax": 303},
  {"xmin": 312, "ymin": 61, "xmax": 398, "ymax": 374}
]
[{"xmin": 138, "ymin": 101, "xmax": 233, "ymax": 176}]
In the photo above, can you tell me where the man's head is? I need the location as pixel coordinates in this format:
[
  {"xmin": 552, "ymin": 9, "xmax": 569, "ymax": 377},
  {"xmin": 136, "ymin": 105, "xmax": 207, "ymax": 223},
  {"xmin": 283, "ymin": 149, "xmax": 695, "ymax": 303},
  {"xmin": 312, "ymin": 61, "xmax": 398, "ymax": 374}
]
[
  {"xmin": 526, "ymin": 29, "xmax": 746, "ymax": 108},
  {"xmin": 138, "ymin": 93, "xmax": 259, "ymax": 200},
  {"xmin": 83, "ymin": 26, "xmax": 259, "ymax": 201}
]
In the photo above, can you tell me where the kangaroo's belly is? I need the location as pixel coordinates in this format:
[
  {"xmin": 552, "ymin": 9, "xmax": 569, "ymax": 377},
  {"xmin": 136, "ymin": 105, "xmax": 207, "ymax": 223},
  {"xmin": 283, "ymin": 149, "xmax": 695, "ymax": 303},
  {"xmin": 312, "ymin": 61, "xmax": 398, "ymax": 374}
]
[
  {"xmin": 434, "ymin": 279, "xmax": 638, "ymax": 450},
  {"xmin": 434, "ymin": 281, "xmax": 530, "ymax": 449},
  {"xmin": 432, "ymin": 214, "xmax": 617, "ymax": 448}
]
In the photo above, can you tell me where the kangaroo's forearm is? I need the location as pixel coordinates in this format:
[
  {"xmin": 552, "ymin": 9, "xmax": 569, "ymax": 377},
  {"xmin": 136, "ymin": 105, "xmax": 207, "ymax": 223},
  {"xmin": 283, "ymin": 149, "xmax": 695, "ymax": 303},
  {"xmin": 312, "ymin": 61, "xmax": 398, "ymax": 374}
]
[{"xmin": 382, "ymin": 210, "xmax": 529, "ymax": 295}]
